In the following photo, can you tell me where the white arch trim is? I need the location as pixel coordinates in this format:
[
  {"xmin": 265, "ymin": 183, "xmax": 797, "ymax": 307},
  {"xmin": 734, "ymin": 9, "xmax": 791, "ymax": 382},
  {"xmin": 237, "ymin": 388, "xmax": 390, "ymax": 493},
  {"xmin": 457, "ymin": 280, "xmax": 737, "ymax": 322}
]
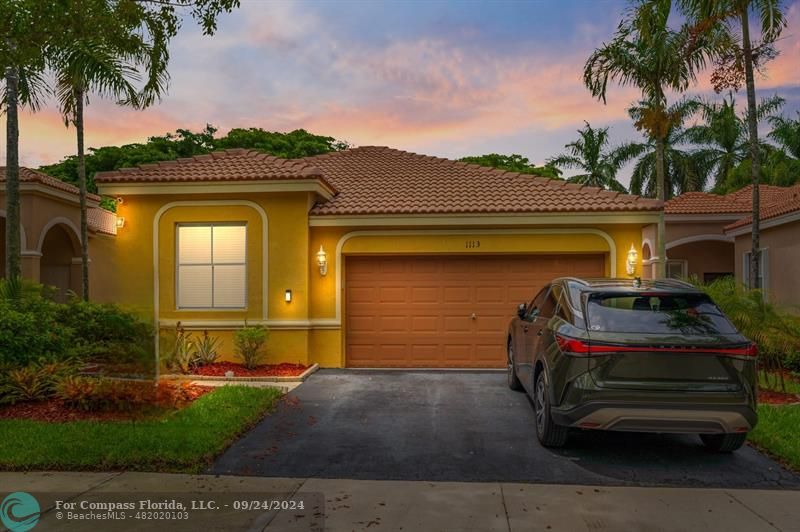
[
  {"xmin": 152, "ymin": 200, "xmax": 269, "ymax": 325},
  {"xmin": 36, "ymin": 216, "xmax": 81, "ymax": 253},
  {"xmin": 0, "ymin": 209, "xmax": 28, "ymax": 251},
  {"xmin": 333, "ymin": 228, "xmax": 617, "ymax": 322},
  {"xmin": 666, "ymin": 234, "xmax": 734, "ymax": 250}
]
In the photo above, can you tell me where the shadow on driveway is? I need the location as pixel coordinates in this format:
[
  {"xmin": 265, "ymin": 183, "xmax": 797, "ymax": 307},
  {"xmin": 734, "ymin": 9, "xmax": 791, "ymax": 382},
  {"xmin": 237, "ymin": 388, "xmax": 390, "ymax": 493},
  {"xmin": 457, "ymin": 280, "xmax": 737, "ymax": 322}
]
[{"xmin": 210, "ymin": 370, "xmax": 800, "ymax": 488}]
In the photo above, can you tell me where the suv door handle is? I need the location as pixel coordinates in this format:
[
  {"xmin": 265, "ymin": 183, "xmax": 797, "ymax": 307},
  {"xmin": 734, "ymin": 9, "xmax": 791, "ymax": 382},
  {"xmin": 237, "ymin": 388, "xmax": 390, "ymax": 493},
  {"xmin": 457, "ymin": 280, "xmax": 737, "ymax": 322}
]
[
  {"xmin": 537, "ymin": 330, "xmax": 543, "ymax": 336},
  {"xmin": 523, "ymin": 325, "xmax": 529, "ymax": 333}
]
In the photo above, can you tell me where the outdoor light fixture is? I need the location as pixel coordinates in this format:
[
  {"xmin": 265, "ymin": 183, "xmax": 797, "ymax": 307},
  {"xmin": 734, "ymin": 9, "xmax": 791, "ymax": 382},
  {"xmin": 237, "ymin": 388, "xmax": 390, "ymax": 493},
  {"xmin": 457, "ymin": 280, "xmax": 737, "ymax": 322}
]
[
  {"xmin": 285, "ymin": 289, "xmax": 292, "ymax": 303},
  {"xmin": 116, "ymin": 216, "xmax": 126, "ymax": 229},
  {"xmin": 316, "ymin": 245, "xmax": 328, "ymax": 276},
  {"xmin": 626, "ymin": 244, "xmax": 638, "ymax": 276}
]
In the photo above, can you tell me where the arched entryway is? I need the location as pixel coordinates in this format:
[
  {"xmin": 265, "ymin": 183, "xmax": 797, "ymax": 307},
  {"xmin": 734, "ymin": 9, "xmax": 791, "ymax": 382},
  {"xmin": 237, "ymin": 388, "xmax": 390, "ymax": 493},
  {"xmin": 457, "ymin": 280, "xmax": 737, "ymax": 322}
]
[
  {"xmin": 40, "ymin": 223, "xmax": 81, "ymax": 300},
  {"xmin": 666, "ymin": 237, "xmax": 734, "ymax": 282}
]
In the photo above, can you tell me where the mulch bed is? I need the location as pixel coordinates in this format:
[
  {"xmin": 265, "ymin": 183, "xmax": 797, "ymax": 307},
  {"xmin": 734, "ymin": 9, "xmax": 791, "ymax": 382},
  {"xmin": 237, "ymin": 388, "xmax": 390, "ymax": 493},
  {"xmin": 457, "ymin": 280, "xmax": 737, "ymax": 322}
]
[
  {"xmin": 0, "ymin": 385, "xmax": 214, "ymax": 423},
  {"xmin": 759, "ymin": 389, "xmax": 800, "ymax": 406},
  {"xmin": 193, "ymin": 362, "xmax": 309, "ymax": 377}
]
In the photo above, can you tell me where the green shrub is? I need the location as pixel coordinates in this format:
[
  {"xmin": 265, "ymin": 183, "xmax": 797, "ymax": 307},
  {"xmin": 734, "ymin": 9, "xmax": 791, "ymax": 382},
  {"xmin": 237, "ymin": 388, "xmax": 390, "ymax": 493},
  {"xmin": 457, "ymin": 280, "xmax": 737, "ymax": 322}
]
[
  {"xmin": 234, "ymin": 325, "xmax": 269, "ymax": 369},
  {"xmin": 161, "ymin": 324, "xmax": 197, "ymax": 374},
  {"xmin": 0, "ymin": 362, "xmax": 77, "ymax": 404},
  {"xmin": 56, "ymin": 376, "xmax": 193, "ymax": 412},
  {"xmin": 194, "ymin": 330, "xmax": 221, "ymax": 366}
]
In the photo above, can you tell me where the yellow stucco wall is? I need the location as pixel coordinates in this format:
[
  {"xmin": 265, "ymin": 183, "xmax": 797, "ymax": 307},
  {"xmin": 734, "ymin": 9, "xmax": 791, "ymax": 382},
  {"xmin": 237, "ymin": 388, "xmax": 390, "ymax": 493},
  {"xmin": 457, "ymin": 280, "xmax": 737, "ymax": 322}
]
[{"xmin": 100, "ymin": 190, "xmax": 654, "ymax": 368}]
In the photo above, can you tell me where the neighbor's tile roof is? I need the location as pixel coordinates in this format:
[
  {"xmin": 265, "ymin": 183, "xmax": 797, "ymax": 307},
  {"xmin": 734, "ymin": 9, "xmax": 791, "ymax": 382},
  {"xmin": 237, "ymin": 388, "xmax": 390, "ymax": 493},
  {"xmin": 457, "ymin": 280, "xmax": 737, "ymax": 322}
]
[
  {"xmin": 87, "ymin": 207, "xmax": 117, "ymax": 236},
  {"xmin": 725, "ymin": 184, "xmax": 800, "ymax": 230},
  {"xmin": 94, "ymin": 148, "xmax": 335, "ymax": 192},
  {"xmin": 302, "ymin": 146, "xmax": 662, "ymax": 215},
  {"xmin": 664, "ymin": 185, "xmax": 787, "ymax": 215},
  {"xmin": 0, "ymin": 166, "xmax": 101, "ymax": 202}
]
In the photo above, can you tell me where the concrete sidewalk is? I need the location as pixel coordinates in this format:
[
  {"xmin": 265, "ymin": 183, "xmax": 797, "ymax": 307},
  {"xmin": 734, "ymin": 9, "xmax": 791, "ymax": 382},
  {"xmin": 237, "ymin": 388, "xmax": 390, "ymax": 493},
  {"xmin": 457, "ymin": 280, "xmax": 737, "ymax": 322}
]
[{"xmin": 2, "ymin": 471, "xmax": 798, "ymax": 531}]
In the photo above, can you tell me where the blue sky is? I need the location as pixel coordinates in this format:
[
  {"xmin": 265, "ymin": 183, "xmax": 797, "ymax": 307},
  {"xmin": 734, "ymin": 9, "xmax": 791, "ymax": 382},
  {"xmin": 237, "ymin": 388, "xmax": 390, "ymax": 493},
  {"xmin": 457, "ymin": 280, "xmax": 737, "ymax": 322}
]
[{"xmin": 9, "ymin": 0, "xmax": 800, "ymax": 187}]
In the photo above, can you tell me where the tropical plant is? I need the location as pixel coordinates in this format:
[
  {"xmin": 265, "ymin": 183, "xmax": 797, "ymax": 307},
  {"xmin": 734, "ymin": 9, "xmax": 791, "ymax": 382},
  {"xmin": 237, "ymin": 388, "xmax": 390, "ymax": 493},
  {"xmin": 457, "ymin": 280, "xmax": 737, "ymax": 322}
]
[
  {"xmin": 234, "ymin": 324, "xmax": 269, "ymax": 370},
  {"xmin": 458, "ymin": 153, "xmax": 562, "ymax": 178},
  {"xmin": 684, "ymin": 93, "xmax": 783, "ymax": 190},
  {"xmin": 621, "ymin": 97, "xmax": 711, "ymax": 197},
  {"xmin": 584, "ymin": 0, "xmax": 715, "ymax": 277},
  {"xmin": 768, "ymin": 112, "xmax": 800, "ymax": 159},
  {"xmin": 163, "ymin": 323, "xmax": 197, "ymax": 374},
  {"xmin": 0, "ymin": 361, "xmax": 75, "ymax": 404},
  {"xmin": 546, "ymin": 122, "xmax": 629, "ymax": 192},
  {"xmin": 680, "ymin": 0, "xmax": 788, "ymax": 289},
  {"xmin": 194, "ymin": 330, "xmax": 221, "ymax": 366}
]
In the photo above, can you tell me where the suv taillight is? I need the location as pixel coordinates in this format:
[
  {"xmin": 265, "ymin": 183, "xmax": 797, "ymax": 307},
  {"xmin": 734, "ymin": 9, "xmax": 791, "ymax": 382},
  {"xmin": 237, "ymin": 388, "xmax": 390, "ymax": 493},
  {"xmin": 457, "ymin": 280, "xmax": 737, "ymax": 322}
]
[{"xmin": 555, "ymin": 334, "xmax": 758, "ymax": 358}]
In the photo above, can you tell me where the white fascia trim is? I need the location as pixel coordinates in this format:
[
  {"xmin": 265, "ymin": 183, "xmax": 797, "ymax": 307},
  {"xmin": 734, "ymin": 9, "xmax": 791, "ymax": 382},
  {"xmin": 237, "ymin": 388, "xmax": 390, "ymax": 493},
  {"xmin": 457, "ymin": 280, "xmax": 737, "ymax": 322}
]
[
  {"xmin": 665, "ymin": 213, "xmax": 744, "ymax": 222},
  {"xmin": 726, "ymin": 210, "xmax": 800, "ymax": 237},
  {"xmin": 666, "ymin": 233, "xmax": 734, "ymax": 250},
  {"xmin": 153, "ymin": 201, "xmax": 270, "ymax": 362},
  {"xmin": 158, "ymin": 319, "xmax": 341, "ymax": 331},
  {"xmin": 99, "ymin": 180, "xmax": 335, "ymax": 200},
  {"xmin": 309, "ymin": 212, "xmax": 661, "ymax": 227},
  {"xmin": 332, "ymin": 228, "xmax": 618, "ymax": 322}
]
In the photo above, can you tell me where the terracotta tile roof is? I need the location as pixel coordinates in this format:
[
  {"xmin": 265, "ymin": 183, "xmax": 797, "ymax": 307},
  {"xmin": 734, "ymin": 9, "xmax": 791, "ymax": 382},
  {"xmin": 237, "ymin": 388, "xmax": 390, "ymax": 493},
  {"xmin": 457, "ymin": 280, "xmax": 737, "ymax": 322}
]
[
  {"xmin": 87, "ymin": 207, "xmax": 117, "ymax": 236},
  {"xmin": 0, "ymin": 166, "xmax": 101, "ymax": 202},
  {"xmin": 664, "ymin": 185, "xmax": 787, "ymax": 215},
  {"xmin": 94, "ymin": 148, "xmax": 335, "ymax": 191},
  {"xmin": 303, "ymin": 146, "xmax": 662, "ymax": 215},
  {"xmin": 725, "ymin": 184, "xmax": 800, "ymax": 231}
]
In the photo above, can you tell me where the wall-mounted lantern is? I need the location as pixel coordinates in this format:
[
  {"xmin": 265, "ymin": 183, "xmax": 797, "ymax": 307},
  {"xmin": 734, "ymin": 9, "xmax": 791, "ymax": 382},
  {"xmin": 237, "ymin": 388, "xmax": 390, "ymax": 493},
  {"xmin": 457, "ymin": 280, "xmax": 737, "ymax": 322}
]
[
  {"xmin": 116, "ymin": 216, "xmax": 126, "ymax": 229},
  {"xmin": 316, "ymin": 245, "xmax": 328, "ymax": 276},
  {"xmin": 285, "ymin": 289, "xmax": 292, "ymax": 303},
  {"xmin": 626, "ymin": 244, "xmax": 639, "ymax": 276}
]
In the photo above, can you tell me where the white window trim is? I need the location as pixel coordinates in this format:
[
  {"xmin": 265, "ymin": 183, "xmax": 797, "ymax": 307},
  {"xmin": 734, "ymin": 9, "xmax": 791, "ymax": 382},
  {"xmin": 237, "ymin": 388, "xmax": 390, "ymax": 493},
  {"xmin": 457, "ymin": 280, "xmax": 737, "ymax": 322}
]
[
  {"xmin": 175, "ymin": 222, "xmax": 248, "ymax": 310},
  {"xmin": 743, "ymin": 248, "xmax": 769, "ymax": 298}
]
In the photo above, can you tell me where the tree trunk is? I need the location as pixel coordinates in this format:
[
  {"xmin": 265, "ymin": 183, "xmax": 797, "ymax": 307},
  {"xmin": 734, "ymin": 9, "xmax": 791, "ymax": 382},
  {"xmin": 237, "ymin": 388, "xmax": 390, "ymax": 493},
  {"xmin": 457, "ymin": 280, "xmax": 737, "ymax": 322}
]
[
  {"xmin": 75, "ymin": 88, "xmax": 90, "ymax": 300},
  {"xmin": 4, "ymin": 66, "xmax": 21, "ymax": 280},
  {"xmin": 654, "ymin": 134, "xmax": 667, "ymax": 279},
  {"xmin": 741, "ymin": 9, "xmax": 761, "ymax": 290}
]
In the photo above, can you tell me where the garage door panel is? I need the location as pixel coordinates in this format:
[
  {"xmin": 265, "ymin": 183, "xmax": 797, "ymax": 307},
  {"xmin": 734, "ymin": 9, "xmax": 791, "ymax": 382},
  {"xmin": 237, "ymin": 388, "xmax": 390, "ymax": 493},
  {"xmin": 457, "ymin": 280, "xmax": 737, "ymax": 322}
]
[{"xmin": 346, "ymin": 254, "xmax": 604, "ymax": 368}]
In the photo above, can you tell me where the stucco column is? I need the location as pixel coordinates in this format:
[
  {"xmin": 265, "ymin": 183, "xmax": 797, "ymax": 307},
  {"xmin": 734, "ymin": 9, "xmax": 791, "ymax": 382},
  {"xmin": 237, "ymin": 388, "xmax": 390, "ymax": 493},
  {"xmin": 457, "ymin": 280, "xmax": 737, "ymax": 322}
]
[
  {"xmin": 20, "ymin": 251, "xmax": 42, "ymax": 282},
  {"xmin": 70, "ymin": 257, "xmax": 85, "ymax": 295}
]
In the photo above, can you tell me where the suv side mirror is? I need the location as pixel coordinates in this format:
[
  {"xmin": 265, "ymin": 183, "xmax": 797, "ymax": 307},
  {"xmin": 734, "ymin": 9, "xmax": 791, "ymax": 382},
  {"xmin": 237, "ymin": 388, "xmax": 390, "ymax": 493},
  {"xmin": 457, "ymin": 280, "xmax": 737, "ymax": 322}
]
[{"xmin": 517, "ymin": 303, "xmax": 526, "ymax": 319}]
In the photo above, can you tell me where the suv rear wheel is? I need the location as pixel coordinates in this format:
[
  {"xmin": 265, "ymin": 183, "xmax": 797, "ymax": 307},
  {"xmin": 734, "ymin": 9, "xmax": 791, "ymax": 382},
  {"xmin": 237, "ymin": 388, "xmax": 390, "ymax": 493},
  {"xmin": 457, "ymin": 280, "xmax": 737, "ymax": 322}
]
[
  {"xmin": 533, "ymin": 371, "xmax": 568, "ymax": 447},
  {"xmin": 700, "ymin": 433, "xmax": 747, "ymax": 452}
]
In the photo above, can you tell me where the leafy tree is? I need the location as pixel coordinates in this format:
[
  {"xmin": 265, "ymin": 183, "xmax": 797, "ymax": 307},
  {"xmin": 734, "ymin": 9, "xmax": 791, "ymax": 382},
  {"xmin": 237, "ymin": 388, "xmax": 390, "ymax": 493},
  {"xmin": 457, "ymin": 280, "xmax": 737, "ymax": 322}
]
[
  {"xmin": 458, "ymin": 153, "xmax": 561, "ymax": 178},
  {"xmin": 547, "ymin": 122, "xmax": 629, "ymax": 192},
  {"xmin": 1, "ymin": 1, "xmax": 61, "ymax": 279},
  {"xmin": 621, "ymin": 97, "xmax": 708, "ymax": 197},
  {"xmin": 716, "ymin": 146, "xmax": 800, "ymax": 193},
  {"xmin": 39, "ymin": 127, "xmax": 349, "ymax": 194},
  {"xmin": 684, "ymin": 93, "xmax": 783, "ymax": 191},
  {"xmin": 768, "ymin": 112, "xmax": 800, "ymax": 159},
  {"xmin": 680, "ymin": 0, "xmax": 788, "ymax": 289},
  {"xmin": 584, "ymin": 0, "xmax": 714, "ymax": 278}
]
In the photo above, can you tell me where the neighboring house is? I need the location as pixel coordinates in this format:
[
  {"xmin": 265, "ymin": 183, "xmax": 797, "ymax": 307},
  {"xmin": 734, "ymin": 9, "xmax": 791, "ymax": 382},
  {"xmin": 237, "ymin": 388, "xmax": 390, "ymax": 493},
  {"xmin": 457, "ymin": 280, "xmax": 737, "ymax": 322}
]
[
  {"xmin": 661, "ymin": 185, "xmax": 787, "ymax": 282},
  {"xmin": 92, "ymin": 146, "xmax": 661, "ymax": 368},
  {"xmin": 0, "ymin": 167, "xmax": 117, "ymax": 300},
  {"xmin": 724, "ymin": 184, "xmax": 800, "ymax": 311}
]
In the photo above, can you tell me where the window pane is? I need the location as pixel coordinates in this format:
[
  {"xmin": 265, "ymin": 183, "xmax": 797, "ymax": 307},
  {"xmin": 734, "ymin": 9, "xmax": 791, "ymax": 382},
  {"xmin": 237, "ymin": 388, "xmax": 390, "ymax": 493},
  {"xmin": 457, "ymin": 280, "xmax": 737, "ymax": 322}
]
[
  {"xmin": 178, "ymin": 226, "xmax": 211, "ymax": 264},
  {"xmin": 213, "ymin": 264, "xmax": 246, "ymax": 308},
  {"xmin": 178, "ymin": 265, "xmax": 212, "ymax": 307},
  {"xmin": 213, "ymin": 225, "xmax": 246, "ymax": 264}
]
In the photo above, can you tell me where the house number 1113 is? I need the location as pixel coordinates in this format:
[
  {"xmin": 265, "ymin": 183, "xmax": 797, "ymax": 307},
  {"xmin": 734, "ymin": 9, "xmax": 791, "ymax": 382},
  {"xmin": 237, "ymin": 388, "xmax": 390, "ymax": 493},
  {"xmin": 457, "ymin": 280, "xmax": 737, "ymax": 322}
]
[{"xmin": 465, "ymin": 240, "xmax": 481, "ymax": 249}]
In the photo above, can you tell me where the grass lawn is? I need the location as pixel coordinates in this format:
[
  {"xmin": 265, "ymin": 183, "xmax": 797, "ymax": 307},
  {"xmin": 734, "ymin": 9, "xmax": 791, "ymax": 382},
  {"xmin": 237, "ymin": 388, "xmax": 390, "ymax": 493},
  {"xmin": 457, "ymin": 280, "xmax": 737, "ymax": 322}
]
[
  {"xmin": 0, "ymin": 385, "xmax": 282, "ymax": 473},
  {"xmin": 750, "ymin": 404, "xmax": 800, "ymax": 472}
]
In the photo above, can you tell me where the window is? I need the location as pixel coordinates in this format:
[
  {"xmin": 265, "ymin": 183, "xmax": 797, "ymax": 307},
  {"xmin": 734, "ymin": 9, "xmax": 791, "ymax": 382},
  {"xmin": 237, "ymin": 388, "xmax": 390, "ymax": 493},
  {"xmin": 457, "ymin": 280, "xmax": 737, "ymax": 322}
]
[
  {"xmin": 177, "ymin": 224, "xmax": 247, "ymax": 309},
  {"xmin": 743, "ymin": 249, "xmax": 768, "ymax": 292},
  {"xmin": 666, "ymin": 260, "xmax": 687, "ymax": 279},
  {"xmin": 539, "ymin": 291, "xmax": 558, "ymax": 319}
]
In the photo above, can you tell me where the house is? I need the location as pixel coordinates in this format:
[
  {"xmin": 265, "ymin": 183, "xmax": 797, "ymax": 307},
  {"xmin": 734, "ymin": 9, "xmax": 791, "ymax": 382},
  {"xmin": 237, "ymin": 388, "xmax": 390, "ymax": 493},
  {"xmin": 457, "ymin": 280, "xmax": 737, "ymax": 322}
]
[
  {"xmin": 724, "ymin": 184, "xmax": 800, "ymax": 311},
  {"xmin": 0, "ymin": 167, "xmax": 117, "ymax": 300},
  {"xmin": 89, "ymin": 146, "xmax": 662, "ymax": 368},
  {"xmin": 662, "ymin": 185, "xmax": 788, "ymax": 281}
]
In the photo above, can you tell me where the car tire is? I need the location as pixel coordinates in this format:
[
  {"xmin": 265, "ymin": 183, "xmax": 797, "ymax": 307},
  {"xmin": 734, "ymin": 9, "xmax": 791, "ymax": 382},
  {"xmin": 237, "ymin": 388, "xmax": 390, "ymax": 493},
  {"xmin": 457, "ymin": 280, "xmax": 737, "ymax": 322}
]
[
  {"xmin": 507, "ymin": 341, "xmax": 523, "ymax": 391},
  {"xmin": 533, "ymin": 371, "xmax": 568, "ymax": 447},
  {"xmin": 700, "ymin": 432, "xmax": 748, "ymax": 452}
]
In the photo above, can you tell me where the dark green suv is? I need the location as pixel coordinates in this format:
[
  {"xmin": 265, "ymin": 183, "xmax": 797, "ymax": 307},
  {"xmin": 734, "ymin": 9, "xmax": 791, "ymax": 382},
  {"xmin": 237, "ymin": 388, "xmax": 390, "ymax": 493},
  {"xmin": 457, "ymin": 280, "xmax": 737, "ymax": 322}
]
[{"xmin": 507, "ymin": 277, "xmax": 757, "ymax": 452}]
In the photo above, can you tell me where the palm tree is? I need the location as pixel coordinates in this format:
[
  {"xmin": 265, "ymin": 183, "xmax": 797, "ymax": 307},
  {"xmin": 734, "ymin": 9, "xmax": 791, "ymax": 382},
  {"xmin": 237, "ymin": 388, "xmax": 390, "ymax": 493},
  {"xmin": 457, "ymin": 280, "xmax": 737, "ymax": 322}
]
[
  {"xmin": 685, "ymin": 93, "xmax": 783, "ymax": 190},
  {"xmin": 622, "ymin": 97, "xmax": 709, "ymax": 198},
  {"xmin": 768, "ymin": 112, "xmax": 800, "ymax": 159},
  {"xmin": 547, "ymin": 122, "xmax": 628, "ymax": 192},
  {"xmin": 584, "ymin": 0, "xmax": 713, "ymax": 278},
  {"xmin": 679, "ymin": 0, "xmax": 788, "ymax": 289},
  {"xmin": 51, "ymin": 0, "xmax": 169, "ymax": 299}
]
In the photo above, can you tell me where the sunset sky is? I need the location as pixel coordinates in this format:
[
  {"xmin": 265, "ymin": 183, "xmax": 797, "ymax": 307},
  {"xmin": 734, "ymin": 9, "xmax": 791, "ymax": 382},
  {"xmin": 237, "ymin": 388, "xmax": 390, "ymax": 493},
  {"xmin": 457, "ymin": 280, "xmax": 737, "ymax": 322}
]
[{"xmin": 5, "ymin": 0, "xmax": 800, "ymax": 187}]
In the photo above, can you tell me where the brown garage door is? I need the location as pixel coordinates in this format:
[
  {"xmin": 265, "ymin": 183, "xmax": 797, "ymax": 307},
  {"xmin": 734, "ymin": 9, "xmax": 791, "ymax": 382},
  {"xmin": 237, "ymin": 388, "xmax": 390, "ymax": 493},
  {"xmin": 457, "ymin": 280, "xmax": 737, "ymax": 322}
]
[{"xmin": 345, "ymin": 254, "xmax": 605, "ymax": 368}]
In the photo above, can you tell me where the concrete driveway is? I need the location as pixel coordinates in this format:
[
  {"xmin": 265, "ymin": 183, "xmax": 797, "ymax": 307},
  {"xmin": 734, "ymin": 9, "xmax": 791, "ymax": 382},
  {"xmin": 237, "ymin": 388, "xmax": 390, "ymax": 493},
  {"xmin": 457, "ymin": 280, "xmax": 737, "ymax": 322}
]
[{"xmin": 211, "ymin": 370, "xmax": 800, "ymax": 488}]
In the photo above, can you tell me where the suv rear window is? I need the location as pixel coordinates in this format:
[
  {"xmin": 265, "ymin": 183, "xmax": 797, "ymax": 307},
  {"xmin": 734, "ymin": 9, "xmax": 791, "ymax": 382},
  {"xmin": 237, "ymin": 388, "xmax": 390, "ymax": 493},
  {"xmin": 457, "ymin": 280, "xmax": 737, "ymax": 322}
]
[{"xmin": 586, "ymin": 293, "xmax": 737, "ymax": 335}]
